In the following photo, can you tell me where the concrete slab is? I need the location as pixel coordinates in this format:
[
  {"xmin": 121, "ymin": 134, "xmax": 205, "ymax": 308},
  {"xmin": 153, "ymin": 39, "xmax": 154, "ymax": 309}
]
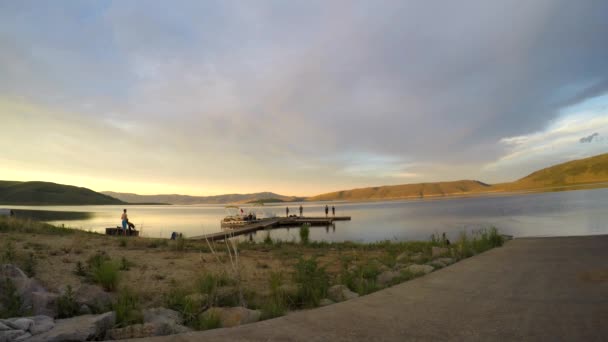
[{"xmin": 132, "ymin": 235, "xmax": 608, "ymax": 341}]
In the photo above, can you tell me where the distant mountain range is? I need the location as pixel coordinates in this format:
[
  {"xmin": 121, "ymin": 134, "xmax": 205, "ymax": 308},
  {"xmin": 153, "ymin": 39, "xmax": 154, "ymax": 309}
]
[
  {"xmin": 309, "ymin": 153, "xmax": 608, "ymax": 201},
  {"xmin": 0, "ymin": 181, "xmax": 124, "ymax": 205},
  {"xmin": 101, "ymin": 191, "xmax": 304, "ymax": 205},
  {"xmin": 2, "ymin": 153, "xmax": 607, "ymax": 205}
]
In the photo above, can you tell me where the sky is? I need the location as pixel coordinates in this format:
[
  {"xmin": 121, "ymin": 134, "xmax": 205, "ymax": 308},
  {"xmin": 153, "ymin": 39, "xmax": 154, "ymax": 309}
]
[{"xmin": 1, "ymin": 0, "xmax": 608, "ymax": 196}]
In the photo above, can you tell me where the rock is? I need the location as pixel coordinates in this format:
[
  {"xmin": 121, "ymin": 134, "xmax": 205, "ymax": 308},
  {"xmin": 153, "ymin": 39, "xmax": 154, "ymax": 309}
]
[
  {"xmin": 4, "ymin": 318, "xmax": 33, "ymax": 331},
  {"xmin": 1, "ymin": 265, "xmax": 47, "ymax": 313},
  {"xmin": 107, "ymin": 321, "xmax": 192, "ymax": 339},
  {"xmin": 395, "ymin": 252, "xmax": 409, "ymax": 263},
  {"xmin": 0, "ymin": 322, "xmax": 11, "ymax": 331},
  {"xmin": 27, "ymin": 311, "xmax": 115, "ymax": 342},
  {"xmin": 106, "ymin": 323, "xmax": 157, "ymax": 340},
  {"xmin": 429, "ymin": 260, "xmax": 446, "ymax": 268},
  {"xmin": 74, "ymin": 285, "xmax": 113, "ymax": 312},
  {"xmin": 437, "ymin": 257, "xmax": 454, "ymax": 265},
  {"xmin": 78, "ymin": 304, "xmax": 92, "ymax": 315},
  {"xmin": 376, "ymin": 270, "xmax": 401, "ymax": 287},
  {"xmin": 13, "ymin": 332, "xmax": 32, "ymax": 341},
  {"xmin": 143, "ymin": 307, "xmax": 183, "ymax": 325},
  {"xmin": 410, "ymin": 253, "xmax": 423, "ymax": 262},
  {"xmin": 204, "ymin": 307, "xmax": 261, "ymax": 328},
  {"xmin": 405, "ymin": 264, "xmax": 434, "ymax": 275},
  {"xmin": 319, "ymin": 298, "xmax": 334, "ymax": 307},
  {"xmin": 327, "ymin": 285, "xmax": 359, "ymax": 302},
  {"xmin": 32, "ymin": 291, "xmax": 59, "ymax": 318},
  {"xmin": 0, "ymin": 330, "xmax": 29, "ymax": 342},
  {"xmin": 431, "ymin": 246, "xmax": 449, "ymax": 257},
  {"xmin": 29, "ymin": 315, "xmax": 55, "ymax": 335}
]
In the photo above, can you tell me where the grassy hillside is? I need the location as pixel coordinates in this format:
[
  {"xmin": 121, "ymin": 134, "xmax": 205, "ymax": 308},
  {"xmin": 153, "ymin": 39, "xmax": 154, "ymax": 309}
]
[
  {"xmin": 0, "ymin": 181, "xmax": 124, "ymax": 205},
  {"xmin": 309, "ymin": 180, "xmax": 492, "ymax": 201},
  {"xmin": 309, "ymin": 153, "xmax": 608, "ymax": 201},
  {"xmin": 496, "ymin": 153, "xmax": 608, "ymax": 191},
  {"xmin": 102, "ymin": 191, "xmax": 302, "ymax": 205}
]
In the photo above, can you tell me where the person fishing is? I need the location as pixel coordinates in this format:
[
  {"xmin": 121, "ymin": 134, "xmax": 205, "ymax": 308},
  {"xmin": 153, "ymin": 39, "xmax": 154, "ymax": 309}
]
[
  {"xmin": 286, "ymin": 206, "xmax": 290, "ymax": 217},
  {"xmin": 121, "ymin": 209, "xmax": 128, "ymax": 236},
  {"xmin": 332, "ymin": 205, "xmax": 335, "ymax": 217},
  {"xmin": 325, "ymin": 205, "xmax": 329, "ymax": 217},
  {"xmin": 299, "ymin": 205, "xmax": 303, "ymax": 217}
]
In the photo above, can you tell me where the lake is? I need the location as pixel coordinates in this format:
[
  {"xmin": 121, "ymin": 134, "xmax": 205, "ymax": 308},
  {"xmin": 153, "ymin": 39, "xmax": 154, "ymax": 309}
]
[{"xmin": 5, "ymin": 188, "xmax": 608, "ymax": 243}]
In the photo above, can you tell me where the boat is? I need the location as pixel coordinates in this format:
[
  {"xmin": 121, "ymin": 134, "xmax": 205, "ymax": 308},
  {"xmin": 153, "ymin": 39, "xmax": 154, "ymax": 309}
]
[{"xmin": 220, "ymin": 204, "xmax": 272, "ymax": 229}]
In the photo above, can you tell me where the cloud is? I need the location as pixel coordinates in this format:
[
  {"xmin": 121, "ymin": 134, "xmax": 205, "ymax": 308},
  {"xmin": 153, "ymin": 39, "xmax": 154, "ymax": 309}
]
[{"xmin": 1, "ymin": 1, "xmax": 608, "ymax": 194}]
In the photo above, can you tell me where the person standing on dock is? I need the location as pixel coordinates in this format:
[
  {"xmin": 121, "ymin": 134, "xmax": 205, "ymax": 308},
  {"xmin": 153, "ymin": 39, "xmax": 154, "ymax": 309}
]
[
  {"xmin": 332, "ymin": 205, "xmax": 335, "ymax": 217},
  {"xmin": 286, "ymin": 206, "xmax": 290, "ymax": 217},
  {"xmin": 325, "ymin": 205, "xmax": 329, "ymax": 217},
  {"xmin": 299, "ymin": 205, "xmax": 303, "ymax": 217}
]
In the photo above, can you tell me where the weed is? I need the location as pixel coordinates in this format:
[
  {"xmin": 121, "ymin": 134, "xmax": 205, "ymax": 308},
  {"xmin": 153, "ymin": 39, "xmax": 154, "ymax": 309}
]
[
  {"xmin": 293, "ymin": 257, "xmax": 329, "ymax": 308},
  {"xmin": 0, "ymin": 277, "xmax": 22, "ymax": 318},
  {"xmin": 2, "ymin": 241, "xmax": 16, "ymax": 263},
  {"xmin": 118, "ymin": 237, "xmax": 128, "ymax": 248},
  {"xmin": 113, "ymin": 288, "xmax": 143, "ymax": 327},
  {"xmin": 74, "ymin": 261, "xmax": 87, "ymax": 276},
  {"xmin": 264, "ymin": 232, "xmax": 273, "ymax": 245},
  {"xmin": 23, "ymin": 252, "xmax": 36, "ymax": 277},
  {"xmin": 299, "ymin": 224, "xmax": 310, "ymax": 244},
  {"xmin": 261, "ymin": 272, "xmax": 288, "ymax": 319},
  {"xmin": 119, "ymin": 257, "xmax": 133, "ymax": 271},
  {"xmin": 92, "ymin": 261, "xmax": 120, "ymax": 291},
  {"xmin": 198, "ymin": 310, "xmax": 221, "ymax": 330},
  {"xmin": 57, "ymin": 285, "xmax": 79, "ymax": 318},
  {"xmin": 172, "ymin": 236, "xmax": 186, "ymax": 252}
]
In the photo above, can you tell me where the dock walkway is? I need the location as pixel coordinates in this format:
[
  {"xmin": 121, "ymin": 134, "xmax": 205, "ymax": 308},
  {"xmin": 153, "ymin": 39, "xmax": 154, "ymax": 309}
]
[{"xmin": 189, "ymin": 216, "xmax": 350, "ymax": 241}]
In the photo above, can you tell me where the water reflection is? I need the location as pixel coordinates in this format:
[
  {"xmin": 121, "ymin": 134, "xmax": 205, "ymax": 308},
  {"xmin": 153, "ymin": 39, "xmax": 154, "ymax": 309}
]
[{"xmin": 5, "ymin": 187, "xmax": 608, "ymax": 242}]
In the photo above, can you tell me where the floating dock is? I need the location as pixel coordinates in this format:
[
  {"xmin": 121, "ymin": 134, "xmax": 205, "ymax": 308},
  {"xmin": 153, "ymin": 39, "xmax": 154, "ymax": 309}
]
[{"xmin": 189, "ymin": 216, "xmax": 350, "ymax": 241}]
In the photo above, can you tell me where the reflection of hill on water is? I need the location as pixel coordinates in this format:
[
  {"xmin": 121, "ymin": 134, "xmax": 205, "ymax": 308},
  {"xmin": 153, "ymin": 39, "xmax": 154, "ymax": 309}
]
[{"xmin": 12, "ymin": 209, "xmax": 93, "ymax": 221}]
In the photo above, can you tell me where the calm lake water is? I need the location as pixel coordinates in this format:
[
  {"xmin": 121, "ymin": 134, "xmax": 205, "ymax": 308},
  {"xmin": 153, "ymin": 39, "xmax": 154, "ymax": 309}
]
[{"xmin": 6, "ymin": 188, "xmax": 608, "ymax": 243}]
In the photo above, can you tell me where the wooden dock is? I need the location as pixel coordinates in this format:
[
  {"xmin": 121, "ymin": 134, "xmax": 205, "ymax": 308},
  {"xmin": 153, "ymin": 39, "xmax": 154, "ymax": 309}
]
[{"xmin": 189, "ymin": 216, "xmax": 350, "ymax": 241}]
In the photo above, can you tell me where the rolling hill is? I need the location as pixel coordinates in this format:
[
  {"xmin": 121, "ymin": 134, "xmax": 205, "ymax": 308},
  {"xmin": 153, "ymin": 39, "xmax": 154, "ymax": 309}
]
[
  {"xmin": 0, "ymin": 181, "xmax": 124, "ymax": 205},
  {"xmin": 309, "ymin": 153, "xmax": 608, "ymax": 201},
  {"xmin": 101, "ymin": 191, "xmax": 303, "ymax": 205}
]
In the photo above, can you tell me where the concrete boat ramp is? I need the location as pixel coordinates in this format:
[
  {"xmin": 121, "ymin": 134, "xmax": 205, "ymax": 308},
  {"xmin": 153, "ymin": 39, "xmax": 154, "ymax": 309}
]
[
  {"xmin": 136, "ymin": 234, "xmax": 608, "ymax": 341},
  {"xmin": 189, "ymin": 216, "xmax": 351, "ymax": 241}
]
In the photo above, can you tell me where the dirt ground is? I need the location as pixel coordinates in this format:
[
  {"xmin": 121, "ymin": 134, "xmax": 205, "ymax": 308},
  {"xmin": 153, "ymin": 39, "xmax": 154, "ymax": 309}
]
[{"xmin": 1, "ymin": 230, "xmax": 390, "ymax": 308}]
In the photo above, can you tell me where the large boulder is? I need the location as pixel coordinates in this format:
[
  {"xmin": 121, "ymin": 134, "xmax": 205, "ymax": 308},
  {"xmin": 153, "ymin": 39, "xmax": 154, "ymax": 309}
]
[
  {"xmin": 0, "ymin": 329, "xmax": 30, "ymax": 342},
  {"xmin": 0, "ymin": 315, "xmax": 54, "ymax": 337},
  {"xmin": 404, "ymin": 264, "xmax": 434, "ymax": 275},
  {"xmin": 376, "ymin": 270, "xmax": 401, "ymax": 287},
  {"xmin": 142, "ymin": 307, "xmax": 191, "ymax": 336},
  {"xmin": 204, "ymin": 307, "xmax": 261, "ymax": 328},
  {"xmin": 143, "ymin": 307, "xmax": 183, "ymax": 325},
  {"xmin": 3, "ymin": 318, "xmax": 32, "ymax": 331},
  {"xmin": 327, "ymin": 285, "xmax": 359, "ymax": 303},
  {"xmin": 32, "ymin": 291, "xmax": 59, "ymax": 318},
  {"xmin": 319, "ymin": 298, "xmax": 334, "ymax": 307},
  {"xmin": 28, "ymin": 315, "xmax": 55, "ymax": 335},
  {"xmin": 74, "ymin": 285, "xmax": 113, "ymax": 312},
  {"xmin": 27, "ymin": 312, "xmax": 115, "ymax": 342},
  {"xmin": 1, "ymin": 265, "xmax": 47, "ymax": 313}
]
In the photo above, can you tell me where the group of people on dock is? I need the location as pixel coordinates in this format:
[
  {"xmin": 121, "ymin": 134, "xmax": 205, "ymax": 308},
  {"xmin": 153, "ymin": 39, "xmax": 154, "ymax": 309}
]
[{"xmin": 286, "ymin": 204, "xmax": 336, "ymax": 217}]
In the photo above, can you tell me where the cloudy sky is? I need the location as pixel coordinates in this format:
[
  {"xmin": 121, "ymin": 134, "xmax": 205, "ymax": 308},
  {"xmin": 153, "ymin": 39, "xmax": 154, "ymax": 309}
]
[{"xmin": 1, "ymin": 0, "xmax": 608, "ymax": 196}]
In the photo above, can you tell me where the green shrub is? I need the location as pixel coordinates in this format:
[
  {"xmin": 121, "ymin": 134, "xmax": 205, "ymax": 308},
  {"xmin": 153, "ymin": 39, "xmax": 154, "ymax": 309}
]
[
  {"xmin": 340, "ymin": 262, "xmax": 381, "ymax": 295},
  {"xmin": 293, "ymin": 257, "xmax": 329, "ymax": 308},
  {"xmin": 299, "ymin": 224, "xmax": 310, "ymax": 244},
  {"xmin": 113, "ymin": 289, "xmax": 143, "ymax": 327},
  {"xmin": 57, "ymin": 285, "xmax": 79, "ymax": 318},
  {"xmin": 87, "ymin": 251, "xmax": 110, "ymax": 270},
  {"xmin": 172, "ymin": 236, "xmax": 186, "ymax": 252},
  {"xmin": 0, "ymin": 277, "xmax": 22, "ymax": 318},
  {"xmin": 2, "ymin": 241, "xmax": 16, "ymax": 263},
  {"xmin": 198, "ymin": 310, "xmax": 221, "ymax": 330},
  {"xmin": 74, "ymin": 261, "xmax": 87, "ymax": 276},
  {"xmin": 118, "ymin": 237, "xmax": 128, "ymax": 248},
  {"xmin": 261, "ymin": 272, "xmax": 288, "ymax": 320},
  {"xmin": 92, "ymin": 261, "xmax": 120, "ymax": 291},
  {"xmin": 264, "ymin": 232, "xmax": 273, "ymax": 245},
  {"xmin": 23, "ymin": 252, "xmax": 36, "ymax": 277}
]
